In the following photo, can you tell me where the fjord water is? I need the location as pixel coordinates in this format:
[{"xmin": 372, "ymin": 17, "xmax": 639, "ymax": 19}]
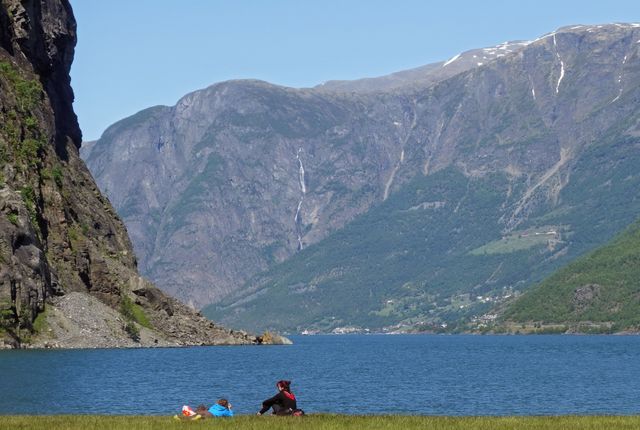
[{"xmin": 1, "ymin": 335, "xmax": 639, "ymax": 416}]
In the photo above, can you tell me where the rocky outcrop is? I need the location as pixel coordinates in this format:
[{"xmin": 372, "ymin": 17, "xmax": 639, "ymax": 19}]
[{"xmin": 0, "ymin": 0, "xmax": 273, "ymax": 348}]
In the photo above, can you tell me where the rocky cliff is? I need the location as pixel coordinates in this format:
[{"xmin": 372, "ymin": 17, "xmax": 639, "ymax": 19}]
[
  {"xmin": 0, "ymin": 0, "xmax": 270, "ymax": 347},
  {"xmin": 83, "ymin": 23, "xmax": 640, "ymax": 332}
]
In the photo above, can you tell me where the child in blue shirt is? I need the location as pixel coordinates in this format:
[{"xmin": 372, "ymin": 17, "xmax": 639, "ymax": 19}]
[{"xmin": 208, "ymin": 398, "xmax": 233, "ymax": 417}]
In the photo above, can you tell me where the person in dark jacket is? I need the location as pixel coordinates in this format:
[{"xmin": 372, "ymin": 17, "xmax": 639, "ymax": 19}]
[{"xmin": 257, "ymin": 380, "xmax": 298, "ymax": 416}]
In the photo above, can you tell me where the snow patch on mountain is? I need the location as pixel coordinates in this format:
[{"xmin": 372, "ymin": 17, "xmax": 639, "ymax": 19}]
[
  {"xmin": 553, "ymin": 34, "xmax": 565, "ymax": 94},
  {"xmin": 443, "ymin": 53, "xmax": 461, "ymax": 67}
]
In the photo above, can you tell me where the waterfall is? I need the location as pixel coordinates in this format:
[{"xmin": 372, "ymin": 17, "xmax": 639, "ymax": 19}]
[{"xmin": 294, "ymin": 148, "xmax": 306, "ymax": 250}]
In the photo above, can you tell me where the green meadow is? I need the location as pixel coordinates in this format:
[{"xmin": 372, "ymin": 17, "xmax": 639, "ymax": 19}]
[{"xmin": 1, "ymin": 415, "xmax": 640, "ymax": 430}]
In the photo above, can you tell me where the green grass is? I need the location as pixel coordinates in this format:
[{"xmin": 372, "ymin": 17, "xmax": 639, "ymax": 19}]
[
  {"xmin": 20, "ymin": 186, "xmax": 38, "ymax": 232},
  {"xmin": 0, "ymin": 61, "xmax": 42, "ymax": 112},
  {"xmin": 0, "ymin": 61, "xmax": 46, "ymax": 168},
  {"xmin": 470, "ymin": 228, "xmax": 557, "ymax": 255},
  {"xmin": 6, "ymin": 212, "xmax": 18, "ymax": 225},
  {"xmin": 0, "ymin": 415, "xmax": 639, "ymax": 430},
  {"xmin": 120, "ymin": 295, "xmax": 152, "ymax": 329},
  {"xmin": 31, "ymin": 308, "xmax": 48, "ymax": 334},
  {"xmin": 51, "ymin": 166, "xmax": 63, "ymax": 187}
]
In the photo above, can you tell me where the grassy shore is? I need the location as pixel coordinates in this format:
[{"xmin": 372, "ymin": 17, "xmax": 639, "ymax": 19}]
[{"xmin": 1, "ymin": 415, "xmax": 639, "ymax": 430}]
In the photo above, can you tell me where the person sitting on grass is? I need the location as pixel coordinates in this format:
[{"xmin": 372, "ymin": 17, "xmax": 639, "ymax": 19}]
[
  {"xmin": 174, "ymin": 404, "xmax": 210, "ymax": 421},
  {"xmin": 209, "ymin": 398, "xmax": 233, "ymax": 417},
  {"xmin": 257, "ymin": 380, "xmax": 303, "ymax": 416}
]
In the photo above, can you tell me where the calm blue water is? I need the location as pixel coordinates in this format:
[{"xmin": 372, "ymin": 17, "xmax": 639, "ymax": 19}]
[{"xmin": 1, "ymin": 335, "xmax": 639, "ymax": 416}]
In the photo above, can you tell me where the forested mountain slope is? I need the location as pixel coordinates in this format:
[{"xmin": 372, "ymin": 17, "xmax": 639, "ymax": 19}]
[{"xmin": 500, "ymin": 218, "xmax": 640, "ymax": 333}]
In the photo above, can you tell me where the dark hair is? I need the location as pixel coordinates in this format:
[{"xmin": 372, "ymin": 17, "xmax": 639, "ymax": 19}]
[
  {"xmin": 217, "ymin": 398, "xmax": 229, "ymax": 408},
  {"xmin": 276, "ymin": 380, "xmax": 292, "ymax": 392}
]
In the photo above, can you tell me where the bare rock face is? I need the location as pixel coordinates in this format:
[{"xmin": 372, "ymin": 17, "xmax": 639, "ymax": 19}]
[
  {"xmin": 0, "ymin": 0, "xmax": 268, "ymax": 348},
  {"xmin": 571, "ymin": 284, "xmax": 602, "ymax": 313}
]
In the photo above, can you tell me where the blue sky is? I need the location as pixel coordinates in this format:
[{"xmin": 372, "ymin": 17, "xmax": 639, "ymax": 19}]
[{"xmin": 71, "ymin": 0, "xmax": 640, "ymax": 141}]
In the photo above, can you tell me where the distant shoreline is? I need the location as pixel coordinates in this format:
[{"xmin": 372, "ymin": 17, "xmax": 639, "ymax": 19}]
[{"xmin": 293, "ymin": 330, "xmax": 640, "ymax": 336}]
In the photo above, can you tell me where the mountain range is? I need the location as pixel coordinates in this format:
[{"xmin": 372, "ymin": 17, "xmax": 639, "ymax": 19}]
[{"xmin": 82, "ymin": 23, "xmax": 640, "ymax": 333}]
